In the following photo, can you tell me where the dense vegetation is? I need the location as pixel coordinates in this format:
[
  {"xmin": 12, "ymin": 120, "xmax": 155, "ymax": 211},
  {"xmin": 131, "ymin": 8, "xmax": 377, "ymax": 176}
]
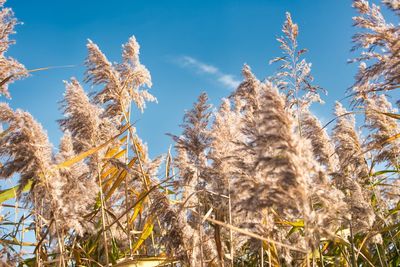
[{"xmin": 0, "ymin": 0, "xmax": 399, "ymax": 266}]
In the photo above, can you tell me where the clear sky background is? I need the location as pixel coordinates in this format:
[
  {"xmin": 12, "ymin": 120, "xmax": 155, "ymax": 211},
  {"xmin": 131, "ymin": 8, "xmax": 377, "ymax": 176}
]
[{"xmin": 4, "ymin": 0, "xmax": 379, "ymax": 159}]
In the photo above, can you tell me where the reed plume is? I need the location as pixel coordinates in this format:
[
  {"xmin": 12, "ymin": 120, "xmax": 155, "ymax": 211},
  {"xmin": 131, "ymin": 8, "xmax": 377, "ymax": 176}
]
[
  {"xmin": 0, "ymin": 103, "xmax": 67, "ymax": 241},
  {"xmin": 364, "ymin": 94, "xmax": 400, "ymax": 166},
  {"xmin": 0, "ymin": 103, "xmax": 52, "ymax": 190},
  {"xmin": 383, "ymin": 0, "xmax": 400, "ymax": 11},
  {"xmin": 54, "ymin": 132, "xmax": 97, "ymax": 235},
  {"xmin": 351, "ymin": 0, "xmax": 400, "ymax": 96},
  {"xmin": 332, "ymin": 102, "xmax": 375, "ymax": 232},
  {"xmin": 233, "ymin": 66, "xmax": 309, "ymax": 218},
  {"xmin": 299, "ymin": 109, "xmax": 338, "ymax": 172},
  {"xmin": 85, "ymin": 36, "xmax": 155, "ymax": 119},
  {"xmin": 59, "ymin": 78, "xmax": 116, "ymax": 153},
  {"xmin": 170, "ymin": 92, "xmax": 217, "ymax": 265},
  {"xmin": 0, "ymin": 0, "xmax": 27, "ymax": 98},
  {"xmin": 208, "ymin": 99, "xmax": 241, "ymax": 206},
  {"xmin": 59, "ymin": 78, "xmax": 118, "ymax": 176},
  {"xmin": 270, "ymin": 12, "xmax": 324, "ymax": 112}
]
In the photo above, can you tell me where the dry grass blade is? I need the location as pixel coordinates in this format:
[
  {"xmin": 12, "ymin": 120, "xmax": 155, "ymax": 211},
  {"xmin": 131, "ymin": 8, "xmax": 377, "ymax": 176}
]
[
  {"xmin": 359, "ymin": 132, "xmax": 400, "ymax": 156},
  {"xmin": 0, "ymin": 180, "xmax": 32, "ymax": 203},
  {"xmin": 201, "ymin": 215, "xmax": 307, "ymax": 253},
  {"xmin": 56, "ymin": 124, "xmax": 131, "ymax": 169},
  {"xmin": 102, "ymin": 176, "xmax": 172, "ymax": 234},
  {"xmin": 113, "ymin": 257, "xmax": 178, "ymax": 267},
  {"xmin": 131, "ymin": 217, "xmax": 154, "ymax": 253},
  {"xmin": 0, "ymin": 65, "xmax": 76, "ymax": 87}
]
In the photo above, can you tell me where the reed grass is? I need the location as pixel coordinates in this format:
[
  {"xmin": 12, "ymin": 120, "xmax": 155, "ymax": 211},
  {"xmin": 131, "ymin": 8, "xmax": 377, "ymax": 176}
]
[{"xmin": 0, "ymin": 0, "xmax": 400, "ymax": 266}]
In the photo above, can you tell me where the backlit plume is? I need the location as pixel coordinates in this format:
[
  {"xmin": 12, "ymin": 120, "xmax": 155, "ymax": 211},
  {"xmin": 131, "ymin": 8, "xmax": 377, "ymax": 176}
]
[{"xmin": 0, "ymin": 0, "xmax": 27, "ymax": 98}]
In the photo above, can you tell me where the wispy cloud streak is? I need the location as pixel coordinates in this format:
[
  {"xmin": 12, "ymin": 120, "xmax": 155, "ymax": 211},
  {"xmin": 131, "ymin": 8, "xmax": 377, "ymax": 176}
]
[{"xmin": 176, "ymin": 56, "xmax": 241, "ymax": 90}]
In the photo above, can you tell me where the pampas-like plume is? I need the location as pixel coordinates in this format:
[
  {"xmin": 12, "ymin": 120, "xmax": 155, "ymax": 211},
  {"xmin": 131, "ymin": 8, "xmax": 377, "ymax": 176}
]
[
  {"xmin": 232, "ymin": 67, "xmax": 348, "ymax": 252},
  {"xmin": 332, "ymin": 102, "xmax": 370, "ymax": 184},
  {"xmin": 297, "ymin": 110, "xmax": 347, "ymax": 236},
  {"xmin": 229, "ymin": 66, "xmax": 275, "ymax": 254},
  {"xmin": 54, "ymin": 132, "xmax": 97, "ymax": 235},
  {"xmin": 172, "ymin": 88, "xmax": 212, "ymax": 205},
  {"xmin": 59, "ymin": 78, "xmax": 105, "ymax": 152},
  {"xmin": 232, "ymin": 68, "xmax": 316, "ymax": 249},
  {"xmin": 173, "ymin": 92, "xmax": 211, "ymax": 163},
  {"xmin": 0, "ymin": 103, "xmax": 64, "ymax": 237},
  {"xmin": 59, "ymin": 78, "xmax": 117, "ymax": 166},
  {"xmin": 231, "ymin": 64, "xmax": 262, "ymax": 112},
  {"xmin": 270, "ymin": 12, "xmax": 323, "ymax": 111},
  {"xmin": 365, "ymin": 94, "xmax": 400, "ymax": 166},
  {"xmin": 85, "ymin": 39, "xmax": 125, "ymax": 119},
  {"xmin": 300, "ymin": 109, "xmax": 338, "ymax": 172},
  {"xmin": 173, "ymin": 147, "xmax": 208, "ymax": 265},
  {"xmin": 172, "ymin": 92, "xmax": 211, "ymax": 163},
  {"xmin": 149, "ymin": 188, "xmax": 192, "ymax": 264},
  {"xmin": 118, "ymin": 36, "xmax": 155, "ymax": 112},
  {"xmin": 0, "ymin": 0, "xmax": 27, "ymax": 98},
  {"xmin": 0, "ymin": 103, "xmax": 52, "ymax": 190},
  {"xmin": 170, "ymin": 92, "xmax": 217, "ymax": 264},
  {"xmin": 85, "ymin": 36, "xmax": 155, "ymax": 118},
  {"xmin": 206, "ymin": 98, "xmax": 245, "ymax": 264},
  {"xmin": 351, "ymin": 0, "xmax": 400, "ymax": 95},
  {"xmin": 208, "ymin": 98, "xmax": 242, "ymax": 212},
  {"xmin": 383, "ymin": 0, "xmax": 400, "ymax": 11},
  {"xmin": 170, "ymin": 92, "xmax": 211, "ymax": 215},
  {"xmin": 229, "ymin": 67, "xmax": 273, "ymax": 237},
  {"xmin": 332, "ymin": 102, "xmax": 375, "ymax": 232},
  {"xmin": 234, "ymin": 71, "xmax": 309, "ymax": 219}
]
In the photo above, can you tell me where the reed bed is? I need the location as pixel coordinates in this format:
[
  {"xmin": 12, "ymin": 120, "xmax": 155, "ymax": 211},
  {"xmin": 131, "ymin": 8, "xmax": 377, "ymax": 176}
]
[{"xmin": 0, "ymin": 0, "xmax": 399, "ymax": 266}]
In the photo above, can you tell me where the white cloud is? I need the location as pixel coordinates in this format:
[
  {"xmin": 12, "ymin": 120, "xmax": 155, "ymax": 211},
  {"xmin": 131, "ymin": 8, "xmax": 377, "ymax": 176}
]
[
  {"xmin": 218, "ymin": 74, "xmax": 240, "ymax": 89},
  {"xmin": 176, "ymin": 56, "xmax": 241, "ymax": 90},
  {"xmin": 181, "ymin": 56, "xmax": 218, "ymax": 74}
]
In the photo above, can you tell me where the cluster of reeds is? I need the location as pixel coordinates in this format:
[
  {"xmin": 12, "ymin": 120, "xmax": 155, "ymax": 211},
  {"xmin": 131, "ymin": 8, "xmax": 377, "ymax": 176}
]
[{"xmin": 0, "ymin": 0, "xmax": 399, "ymax": 266}]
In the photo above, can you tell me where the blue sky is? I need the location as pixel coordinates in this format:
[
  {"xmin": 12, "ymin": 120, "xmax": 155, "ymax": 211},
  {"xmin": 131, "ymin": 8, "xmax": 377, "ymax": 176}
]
[{"xmin": 5, "ymin": 0, "xmax": 365, "ymax": 158}]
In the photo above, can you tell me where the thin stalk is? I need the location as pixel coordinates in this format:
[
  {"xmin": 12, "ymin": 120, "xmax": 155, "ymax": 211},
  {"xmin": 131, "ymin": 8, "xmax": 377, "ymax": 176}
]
[
  {"xmin": 38, "ymin": 170, "xmax": 67, "ymax": 266},
  {"xmin": 319, "ymin": 243, "xmax": 325, "ymax": 267},
  {"xmin": 384, "ymin": 220, "xmax": 400, "ymax": 257},
  {"xmin": 265, "ymin": 210, "xmax": 272, "ymax": 267},
  {"xmin": 197, "ymin": 172, "xmax": 204, "ymax": 267},
  {"xmin": 261, "ymin": 240, "xmax": 264, "ymax": 267},
  {"xmin": 55, "ymin": 228, "xmax": 66, "ymax": 267},
  {"xmin": 201, "ymin": 215, "xmax": 307, "ymax": 253},
  {"xmin": 152, "ymin": 231, "xmax": 157, "ymax": 255},
  {"xmin": 117, "ymin": 91, "xmax": 165, "ymax": 253},
  {"xmin": 34, "ymin": 196, "xmax": 42, "ymax": 267},
  {"xmin": 290, "ymin": 39, "xmax": 302, "ymax": 137},
  {"xmin": 69, "ymin": 235, "xmax": 77, "ymax": 263},
  {"xmin": 122, "ymin": 110, "xmax": 164, "ymax": 253},
  {"xmin": 125, "ymin": 102, "xmax": 133, "ymax": 255},
  {"xmin": 375, "ymin": 244, "xmax": 385, "ymax": 267},
  {"xmin": 312, "ymin": 252, "xmax": 315, "ymax": 267},
  {"xmin": 120, "ymin": 96, "xmax": 150, "ymax": 193},
  {"xmin": 20, "ymin": 212, "xmax": 25, "ymax": 256},
  {"xmin": 14, "ymin": 198, "xmax": 18, "ymax": 233},
  {"xmin": 97, "ymin": 166, "xmax": 110, "ymax": 266},
  {"xmin": 228, "ymin": 179, "xmax": 234, "ymax": 266},
  {"xmin": 349, "ymin": 221, "xmax": 357, "ymax": 267},
  {"xmin": 268, "ymin": 243, "xmax": 272, "ymax": 267}
]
